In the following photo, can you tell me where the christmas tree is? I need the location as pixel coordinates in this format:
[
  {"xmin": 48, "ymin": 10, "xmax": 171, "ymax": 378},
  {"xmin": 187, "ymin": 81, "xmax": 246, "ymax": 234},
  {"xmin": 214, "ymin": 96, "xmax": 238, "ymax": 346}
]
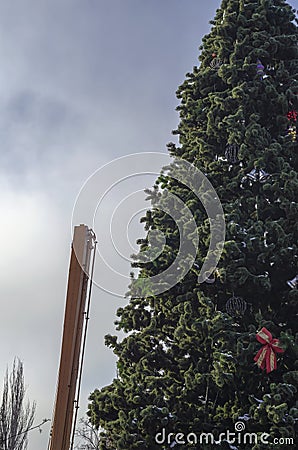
[{"xmin": 88, "ymin": 0, "xmax": 298, "ymax": 448}]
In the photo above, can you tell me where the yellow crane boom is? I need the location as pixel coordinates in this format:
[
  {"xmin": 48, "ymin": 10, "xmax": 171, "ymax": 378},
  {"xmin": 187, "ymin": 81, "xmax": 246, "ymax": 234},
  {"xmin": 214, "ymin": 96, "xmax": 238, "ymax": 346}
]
[{"xmin": 49, "ymin": 224, "xmax": 96, "ymax": 450}]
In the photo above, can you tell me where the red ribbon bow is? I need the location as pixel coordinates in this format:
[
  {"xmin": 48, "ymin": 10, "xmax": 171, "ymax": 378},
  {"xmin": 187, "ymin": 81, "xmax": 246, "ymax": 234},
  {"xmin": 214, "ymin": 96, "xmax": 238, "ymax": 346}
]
[{"xmin": 254, "ymin": 327, "xmax": 284, "ymax": 374}]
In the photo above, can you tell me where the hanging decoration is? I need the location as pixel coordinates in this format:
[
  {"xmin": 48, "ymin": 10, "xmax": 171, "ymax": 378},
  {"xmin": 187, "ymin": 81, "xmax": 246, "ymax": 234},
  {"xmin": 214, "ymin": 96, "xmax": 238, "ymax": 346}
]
[
  {"xmin": 287, "ymin": 110, "xmax": 297, "ymax": 121},
  {"xmin": 210, "ymin": 53, "xmax": 222, "ymax": 70},
  {"xmin": 225, "ymin": 143, "xmax": 239, "ymax": 164},
  {"xmin": 266, "ymin": 64, "xmax": 275, "ymax": 73},
  {"xmin": 286, "ymin": 274, "xmax": 298, "ymax": 289},
  {"xmin": 288, "ymin": 126, "xmax": 297, "ymax": 141},
  {"xmin": 241, "ymin": 168, "xmax": 271, "ymax": 188},
  {"xmin": 254, "ymin": 327, "xmax": 284, "ymax": 374},
  {"xmin": 256, "ymin": 59, "xmax": 265, "ymax": 80},
  {"xmin": 226, "ymin": 295, "xmax": 247, "ymax": 316},
  {"xmin": 247, "ymin": 168, "xmax": 270, "ymax": 183}
]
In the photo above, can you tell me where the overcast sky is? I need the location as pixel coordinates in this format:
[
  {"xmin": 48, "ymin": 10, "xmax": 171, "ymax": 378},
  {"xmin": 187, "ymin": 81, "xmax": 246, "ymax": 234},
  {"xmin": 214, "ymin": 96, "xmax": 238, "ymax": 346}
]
[{"xmin": 0, "ymin": 1, "xmax": 296, "ymax": 449}]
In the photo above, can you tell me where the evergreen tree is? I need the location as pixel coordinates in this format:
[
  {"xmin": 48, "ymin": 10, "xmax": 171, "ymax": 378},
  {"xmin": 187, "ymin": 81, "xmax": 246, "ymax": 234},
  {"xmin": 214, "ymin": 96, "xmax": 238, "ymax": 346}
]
[{"xmin": 88, "ymin": 1, "xmax": 298, "ymax": 448}]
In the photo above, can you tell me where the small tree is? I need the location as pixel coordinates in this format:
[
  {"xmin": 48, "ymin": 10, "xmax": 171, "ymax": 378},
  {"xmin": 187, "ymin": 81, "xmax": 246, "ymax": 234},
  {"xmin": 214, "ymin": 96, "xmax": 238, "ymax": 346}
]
[
  {"xmin": 0, "ymin": 358, "xmax": 36, "ymax": 450},
  {"xmin": 74, "ymin": 417, "xmax": 100, "ymax": 450}
]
